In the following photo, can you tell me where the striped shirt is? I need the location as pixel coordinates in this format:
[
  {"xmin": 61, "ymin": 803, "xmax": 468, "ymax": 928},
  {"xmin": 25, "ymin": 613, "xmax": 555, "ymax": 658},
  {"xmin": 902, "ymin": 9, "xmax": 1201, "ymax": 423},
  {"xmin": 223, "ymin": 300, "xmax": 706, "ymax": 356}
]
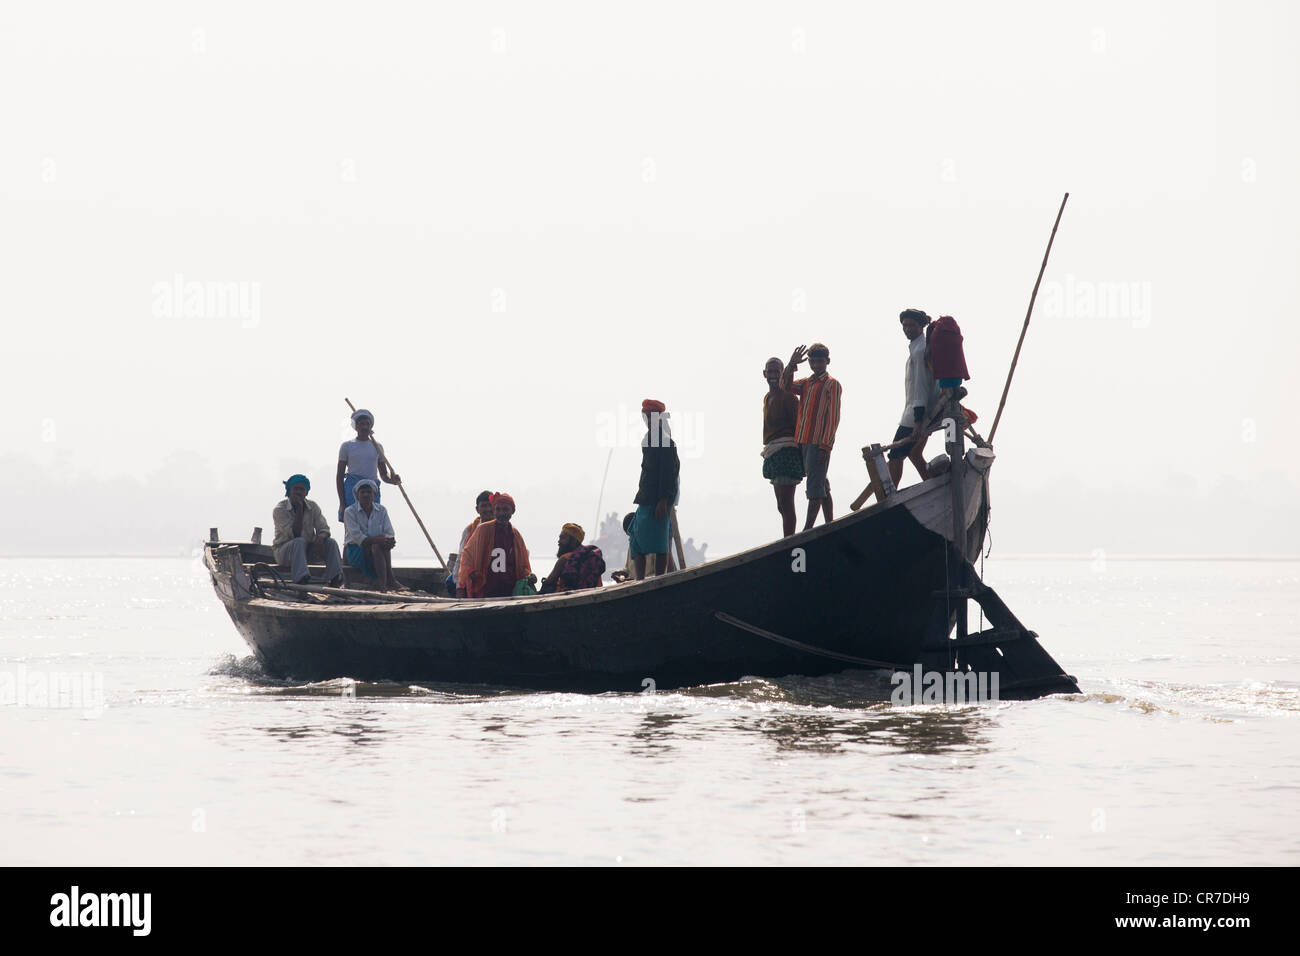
[{"xmin": 783, "ymin": 370, "xmax": 842, "ymax": 449}]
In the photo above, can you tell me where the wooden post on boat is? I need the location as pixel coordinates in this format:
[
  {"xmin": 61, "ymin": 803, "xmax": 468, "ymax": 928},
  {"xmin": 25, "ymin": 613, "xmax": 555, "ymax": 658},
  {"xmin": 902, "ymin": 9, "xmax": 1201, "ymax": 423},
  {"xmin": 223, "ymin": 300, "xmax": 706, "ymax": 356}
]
[
  {"xmin": 919, "ymin": 390, "xmax": 969, "ymax": 676},
  {"xmin": 946, "ymin": 392, "xmax": 968, "ymax": 655},
  {"xmin": 849, "ymin": 443, "xmax": 893, "ymax": 511},
  {"xmin": 670, "ymin": 507, "xmax": 687, "ymax": 570},
  {"xmin": 251, "ymin": 527, "xmax": 262, "ymax": 545},
  {"xmin": 853, "ymin": 442, "xmax": 895, "ymax": 510},
  {"xmin": 209, "ymin": 528, "xmax": 219, "ymax": 543}
]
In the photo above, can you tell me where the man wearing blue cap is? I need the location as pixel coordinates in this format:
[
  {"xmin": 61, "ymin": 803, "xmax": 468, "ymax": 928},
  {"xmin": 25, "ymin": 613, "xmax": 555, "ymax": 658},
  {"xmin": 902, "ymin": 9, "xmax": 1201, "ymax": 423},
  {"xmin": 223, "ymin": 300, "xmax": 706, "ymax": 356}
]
[{"xmin": 273, "ymin": 475, "xmax": 344, "ymax": 587}]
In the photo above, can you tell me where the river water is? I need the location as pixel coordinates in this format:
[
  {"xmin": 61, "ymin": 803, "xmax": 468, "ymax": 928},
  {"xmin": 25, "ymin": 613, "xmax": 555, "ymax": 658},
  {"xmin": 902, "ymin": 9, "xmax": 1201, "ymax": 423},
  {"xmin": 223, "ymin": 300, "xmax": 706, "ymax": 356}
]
[{"xmin": 1, "ymin": 556, "xmax": 1296, "ymax": 866}]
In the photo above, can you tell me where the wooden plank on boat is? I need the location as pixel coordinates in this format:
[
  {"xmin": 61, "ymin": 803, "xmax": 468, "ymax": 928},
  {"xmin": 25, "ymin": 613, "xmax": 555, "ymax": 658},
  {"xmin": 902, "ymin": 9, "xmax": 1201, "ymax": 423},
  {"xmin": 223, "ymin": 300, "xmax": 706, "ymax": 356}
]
[
  {"xmin": 714, "ymin": 611, "xmax": 900, "ymax": 669},
  {"xmin": 850, "ymin": 443, "xmax": 896, "ymax": 511},
  {"xmin": 261, "ymin": 581, "xmax": 449, "ymax": 604}
]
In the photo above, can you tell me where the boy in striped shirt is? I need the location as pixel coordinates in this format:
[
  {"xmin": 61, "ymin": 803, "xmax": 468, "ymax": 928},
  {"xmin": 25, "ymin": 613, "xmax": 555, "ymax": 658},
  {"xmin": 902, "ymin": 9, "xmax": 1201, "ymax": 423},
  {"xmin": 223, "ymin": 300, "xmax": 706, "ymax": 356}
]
[{"xmin": 782, "ymin": 343, "xmax": 843, "ymax": 530}]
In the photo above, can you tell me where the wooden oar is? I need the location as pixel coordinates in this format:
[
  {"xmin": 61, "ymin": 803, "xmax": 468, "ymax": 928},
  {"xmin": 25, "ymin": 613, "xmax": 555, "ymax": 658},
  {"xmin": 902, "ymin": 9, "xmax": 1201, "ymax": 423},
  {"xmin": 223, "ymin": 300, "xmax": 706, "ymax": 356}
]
[
  {"xmin": 344, "ymin": 398, "xmax": 447, "ymax": 571},
  {"xmin": 988, "ymin": 192, "xmax": 1069, "ymax": 442}
]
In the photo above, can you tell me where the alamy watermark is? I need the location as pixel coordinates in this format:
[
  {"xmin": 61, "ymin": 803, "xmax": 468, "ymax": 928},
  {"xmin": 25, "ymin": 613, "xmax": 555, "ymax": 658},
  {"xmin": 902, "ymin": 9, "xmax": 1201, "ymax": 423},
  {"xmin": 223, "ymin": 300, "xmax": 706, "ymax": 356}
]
[
  {"xmin": 1041, "ymin": 273, "xmax": 1151, "ymax": 328},
  {"xmin": 49, "ymin": 886, "xmax": 150, "ymax": 936},
  {"xmin": 151, "ymin": 273, "xmax": 261, "ymax": 328},
  {"xmin": 595, "ymin": 406, "xmax": 704, "ymax": 458},
  {"xmin": 890, "ymin": 664, "xmax": 999, "ymax": 705},
  {"xmin": 1, "ymin": 665, "xmax": 105, "ymax": 715}
]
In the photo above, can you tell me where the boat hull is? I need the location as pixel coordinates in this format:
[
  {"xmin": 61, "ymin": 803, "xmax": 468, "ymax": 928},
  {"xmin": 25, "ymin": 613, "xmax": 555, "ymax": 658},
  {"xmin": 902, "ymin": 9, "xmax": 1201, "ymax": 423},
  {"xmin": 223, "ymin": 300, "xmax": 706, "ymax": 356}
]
[{"xmin": 209, "ymin": 471, "xmax": 991, "ymax": 691}]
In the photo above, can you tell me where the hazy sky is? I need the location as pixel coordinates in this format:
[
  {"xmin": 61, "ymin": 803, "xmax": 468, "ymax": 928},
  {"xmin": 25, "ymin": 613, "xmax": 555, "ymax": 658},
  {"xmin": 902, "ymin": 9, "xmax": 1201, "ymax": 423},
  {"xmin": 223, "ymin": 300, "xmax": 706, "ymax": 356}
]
[{"xmin": 3, "ymin": 1, "xmax": 1297, "ymax": 558}]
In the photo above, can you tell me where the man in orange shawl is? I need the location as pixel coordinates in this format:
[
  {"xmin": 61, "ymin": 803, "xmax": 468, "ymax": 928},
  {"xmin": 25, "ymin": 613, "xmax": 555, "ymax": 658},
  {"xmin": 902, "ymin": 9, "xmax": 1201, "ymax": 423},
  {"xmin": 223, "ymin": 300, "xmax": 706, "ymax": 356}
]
[{"xmin": 455, "ymin": 493, "xmax": 532, "ymax": 598}]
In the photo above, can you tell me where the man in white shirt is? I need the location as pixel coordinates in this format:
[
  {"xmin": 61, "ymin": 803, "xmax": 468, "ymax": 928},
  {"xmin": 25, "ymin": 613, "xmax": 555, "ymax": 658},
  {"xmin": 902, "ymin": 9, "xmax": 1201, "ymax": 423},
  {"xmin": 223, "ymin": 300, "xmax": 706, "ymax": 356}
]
[
  {"xmin": 336, "ymin": 408, "xmax": 401, "ymax": 521},
  {"xmin": 888, "ymin": 308, "xmax": 942, "ymax": 487},
  {"xmin": 343, "ymin": 479, "xmax": 400, "ymax": 591},
  {"xmin": 273, "ymin": 475, "xmax": 344, "ymax": 587}
]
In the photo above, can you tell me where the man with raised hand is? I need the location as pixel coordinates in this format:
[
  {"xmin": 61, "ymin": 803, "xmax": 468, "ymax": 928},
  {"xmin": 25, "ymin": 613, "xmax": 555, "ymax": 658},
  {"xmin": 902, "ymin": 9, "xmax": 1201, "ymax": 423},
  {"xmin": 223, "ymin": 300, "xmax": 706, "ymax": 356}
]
[
  {"xmin": 273, "ymin": 474, "xmax": 344, "ymax": 587},
  {"xmin": 783, "ymin": 343, "xmax": 842, "ymax": 530},
  {"xmin": 761, "ymin": 356, "xmax": 803, "ymax": 537}
]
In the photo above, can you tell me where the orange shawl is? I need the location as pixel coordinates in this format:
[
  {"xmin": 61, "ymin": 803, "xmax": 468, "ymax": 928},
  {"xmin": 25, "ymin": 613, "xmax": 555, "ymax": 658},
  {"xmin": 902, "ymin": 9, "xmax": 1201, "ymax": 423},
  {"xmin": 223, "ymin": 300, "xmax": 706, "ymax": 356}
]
[{"xmin": 459, "ymin": 519, "xmax": 531, "ymax": 598}]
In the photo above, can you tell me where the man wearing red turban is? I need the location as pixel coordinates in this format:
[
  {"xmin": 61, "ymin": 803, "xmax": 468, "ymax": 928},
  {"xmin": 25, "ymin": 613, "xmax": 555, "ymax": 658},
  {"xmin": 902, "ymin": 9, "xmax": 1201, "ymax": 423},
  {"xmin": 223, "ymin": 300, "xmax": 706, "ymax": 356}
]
[
  {"xmin": 630, "ymin": 399, "xmax": 680, "ymax": 578},
  {"xmin": 456, "ymin": 492, "xmax": 532, "ymax": 598}
]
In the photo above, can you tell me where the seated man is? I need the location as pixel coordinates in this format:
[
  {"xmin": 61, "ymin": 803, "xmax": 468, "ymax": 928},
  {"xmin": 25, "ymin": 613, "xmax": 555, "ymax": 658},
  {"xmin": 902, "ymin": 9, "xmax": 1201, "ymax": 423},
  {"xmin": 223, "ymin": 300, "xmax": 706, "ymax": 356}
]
[
  {"xmin": 273, "ymin": 474, "xmax": 344, "ymax": 587},
  {"xmin": 447, "ymin": 490, "xmax": 494, "ymax": 594},
  {"xmin": 343, "ymin": 478, "xmax": 400, "ymax": 592},
  {"xmin": 539, "ymin": 523, "xmax": 605, "ymax": 595},
  {"xmin": 456, "ymin": 493, "xmax": 532, "ymax": 599}
]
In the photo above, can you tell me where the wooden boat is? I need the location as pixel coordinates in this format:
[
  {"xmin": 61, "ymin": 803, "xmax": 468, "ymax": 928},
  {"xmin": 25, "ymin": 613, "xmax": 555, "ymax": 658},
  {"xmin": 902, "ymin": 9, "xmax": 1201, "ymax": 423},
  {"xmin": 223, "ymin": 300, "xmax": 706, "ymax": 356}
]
[{"xmin": 204, "ymin": 441, "xmax": 1079, "ymax": 699}]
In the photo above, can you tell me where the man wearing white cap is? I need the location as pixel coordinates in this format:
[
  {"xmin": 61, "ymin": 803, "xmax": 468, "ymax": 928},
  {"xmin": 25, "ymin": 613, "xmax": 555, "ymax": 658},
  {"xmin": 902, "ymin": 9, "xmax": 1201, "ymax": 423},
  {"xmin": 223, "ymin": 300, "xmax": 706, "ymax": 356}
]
[
  {"xmin": 343, "ymin": 479, "xmax": 399, "ymax": 591},
  {"xmin": 335, "ymin": 408, "xmax": 401, "ymax": 521}
]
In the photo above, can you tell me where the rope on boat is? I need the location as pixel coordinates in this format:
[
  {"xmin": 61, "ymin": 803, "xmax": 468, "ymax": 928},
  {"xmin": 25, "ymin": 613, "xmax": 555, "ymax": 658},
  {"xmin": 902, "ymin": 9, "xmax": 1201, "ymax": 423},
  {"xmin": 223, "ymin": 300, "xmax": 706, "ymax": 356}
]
[
  {"xmin": 713, "ymin": 612, "xmax": 901, "ymax": 670},
  {"xmin": 249, "ymin": 562, "xmax": 288, "ymax": 598}
]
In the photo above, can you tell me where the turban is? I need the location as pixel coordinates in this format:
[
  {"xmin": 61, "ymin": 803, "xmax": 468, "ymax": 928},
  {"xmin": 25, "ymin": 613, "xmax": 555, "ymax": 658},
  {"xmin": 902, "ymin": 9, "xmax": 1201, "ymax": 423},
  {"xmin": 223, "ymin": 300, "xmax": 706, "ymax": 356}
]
[
  {"xmin": 899, "ymin": 308, "xmax": 931, "ymax": 325},
  {"xmin": 354, "ymin": 478, "xmax": 379, "ymax": 495},
  {"xmin": 808, "ymin": 342, "xmax": 829, "ymax": 358},
  {"xmin": 561, "ymin": 522, "xmax": 585, "ymax": 544},
  {"xmin": 641, "ymin": 399, "xmax": 666, "ymax": 414},
  {"xmin": 283, "ymin": 474, "xmax": 310, "ymax": 496},
  {"xmin": 490, "ymin": 492, "xmax": 516, "ymax": 511},
  {"xmin": 351, "ymin": 408, "xmax": 374, "ymax": 425}
]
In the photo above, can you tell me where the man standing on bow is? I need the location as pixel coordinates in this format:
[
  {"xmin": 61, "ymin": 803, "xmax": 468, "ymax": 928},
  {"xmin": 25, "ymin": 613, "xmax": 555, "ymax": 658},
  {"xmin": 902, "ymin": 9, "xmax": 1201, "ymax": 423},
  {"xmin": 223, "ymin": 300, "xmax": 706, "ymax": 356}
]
[
  {"xmin": 782, "ymin": 343, "xmax": 842, "ymax": 530},
  {"xmin": 336, "ymin": 408, "xmax": 401, "ymax": 522},
  {"xmin": 888, "ymin": 308, "xmax": 942, "ymax": 488},
  {"xmin": 630, "ymin": 399, "xmax": 680, "ymax": 580},
  {"xmin": 761, "ymin": 356, "xmax": 803, "ymax": 537}
]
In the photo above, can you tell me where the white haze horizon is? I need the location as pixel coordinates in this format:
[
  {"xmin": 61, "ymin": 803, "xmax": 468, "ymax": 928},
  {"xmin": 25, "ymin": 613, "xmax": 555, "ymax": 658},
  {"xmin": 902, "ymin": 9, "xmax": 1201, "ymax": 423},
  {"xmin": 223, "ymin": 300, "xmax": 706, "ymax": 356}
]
[{"xmin": 3, "ymin": 2, "xmax": 1297, "ymax": 561}]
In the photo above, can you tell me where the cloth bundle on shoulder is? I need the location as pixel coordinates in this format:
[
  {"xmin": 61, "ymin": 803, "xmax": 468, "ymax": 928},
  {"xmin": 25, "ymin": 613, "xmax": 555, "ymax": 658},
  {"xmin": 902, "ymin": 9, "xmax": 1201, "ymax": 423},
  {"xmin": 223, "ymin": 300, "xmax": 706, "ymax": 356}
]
[
  {"xmin": 926, "ymin": 315, "xmax": 970, "ymax": 384},
  {"xmin": 559, "ymin": 546, "xmax": 606, "ymax": 592}
]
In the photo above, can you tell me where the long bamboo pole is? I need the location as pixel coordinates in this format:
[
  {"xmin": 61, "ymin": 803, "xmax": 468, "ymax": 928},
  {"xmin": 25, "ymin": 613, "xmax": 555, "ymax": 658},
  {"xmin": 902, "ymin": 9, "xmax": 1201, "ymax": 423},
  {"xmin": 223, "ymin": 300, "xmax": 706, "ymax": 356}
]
[
  {"xmin": 988, "ymin": 192, "xmax": 1069, "ymax": 443},
  {"xmin": 593, "ymin": 447, "xmax": 613, "ymax": 541},
  {"xmin": 344, "ymin": 398, "xmax": 447, "ymax": 571},
  {"xmin": 670, "ymin": 507, "xmax": 687, "ymax": 570}
]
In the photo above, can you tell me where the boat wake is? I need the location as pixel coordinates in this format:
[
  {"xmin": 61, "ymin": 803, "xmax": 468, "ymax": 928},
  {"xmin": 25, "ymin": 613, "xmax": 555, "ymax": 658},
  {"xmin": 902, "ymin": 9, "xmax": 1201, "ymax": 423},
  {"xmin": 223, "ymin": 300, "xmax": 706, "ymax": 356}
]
[
  {"xmin": 207, "ymin": 653, "xmax": 285, "ymax": 685},
  {"xmin": 685, "ymin": 669, "xmax": 900, "ymax": 708},
  {"xmin": 1071, "ymin": 678, "xmax": 1300, "ymax": 720}
]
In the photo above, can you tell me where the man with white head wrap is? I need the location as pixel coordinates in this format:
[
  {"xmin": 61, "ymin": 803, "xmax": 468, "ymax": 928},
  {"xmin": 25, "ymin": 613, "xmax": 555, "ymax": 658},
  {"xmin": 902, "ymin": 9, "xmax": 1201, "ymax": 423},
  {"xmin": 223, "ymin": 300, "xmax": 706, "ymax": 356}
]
[
  {"xmin": 343, "ymin": 478, "xmax": 400, "ymax": 591},
  {"xmin": 335, "ymin": 408, "xmax": 402, "ymax": 521}
]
